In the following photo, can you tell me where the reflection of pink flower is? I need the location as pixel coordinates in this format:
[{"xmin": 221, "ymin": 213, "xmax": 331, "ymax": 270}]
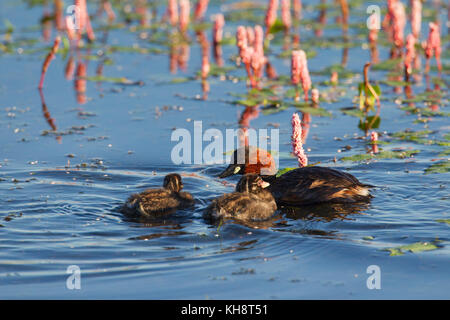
[
  {"xmin": 404, "ymin": 34, "xmax": 415, "ymax": 75},
  {"xmin": 425, "ymin": 22, "xmax": 442, "ymax": 72},
  {"xmin": 246, "ymin": 27, "xmax": 255, "ymax": 46},
  {"xmin": 213, "ymin": 14, "xmax": 224, "ymax": 44},
  {"xmin": 194, "ymin": 0, "xmax": 209, "ymax": 21},
  {"xmin": 293, "ymin": 0, "xmax": 302, "ymax": 19},
  {"xmin": 370, "ymin": 131, "xmax": 379, "ymax": 153},
  {"xmin": 281, "ymin": 0, "xmax": 292, "ymax": 31},
  {"xmin": 411, "ymin": 0, "xmax": 422, "ymax": 39},
  {"xmin": 291, "ymin": 50, "xmax": 301, "ymax": 85},
  {"xmin": 292, "ymin": 113, "xmax": 308, "ymax": 167},
  {"xmin": 168, "ymin": 0, "xmax": 179, "ymax": 26},
  {"xmin": 179, "ymin": 0, "xmax": 190, "ymax": 32},
  {"xmin": 298, "ymin": 50, "xmax": 311, "ymax": 101},
  {"xmin": 264, "ymin": 0, "xmax": 279, "ymax": 36},
  {"xmin": 39, "ymin": 36, "xmax": 61, "ymax": 89},
  {"xmin": 311, "ymin": 88, "xmax": 319, "ymax": 104}
]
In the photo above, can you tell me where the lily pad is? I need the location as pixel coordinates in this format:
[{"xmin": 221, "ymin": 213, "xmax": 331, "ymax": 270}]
[
  {"xmin": 340, "ymin": 149, "xmax": 420, "ymax": 162},
  {"xmin": 383, "ymin": 241, "xmax": 440, "ymax": 256}
]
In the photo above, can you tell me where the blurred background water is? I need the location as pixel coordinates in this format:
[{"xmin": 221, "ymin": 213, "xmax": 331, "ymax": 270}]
[{"xmin": 0, "ymin": 0, "xmax": 449, "ymax": 299}]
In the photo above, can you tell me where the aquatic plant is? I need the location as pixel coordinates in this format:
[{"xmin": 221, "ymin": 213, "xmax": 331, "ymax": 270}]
[
  {"xmin": 264, "ymin": 0, "xmax": 278, "ymax": 37},
  {"xmin": 425, "ymin": 22, "xmax": 442, "ymax": 74},
  {"xmin": 291, "ymin": 112, "xmax": 308, "ymax": 167},
  {"xmin": 281, "ymin": 0, "xmax": 291, "ymax": 34},
  {"xmin": 38, "ymin": 36, "xmax": 60, "ymax": 89},
  {"xmin": 194, "ymin": 0, "xmax": 209, "ymax": 22}
]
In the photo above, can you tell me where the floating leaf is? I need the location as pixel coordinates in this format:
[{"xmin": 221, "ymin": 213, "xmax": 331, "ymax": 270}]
[
  {"xmin": 436, "ymin": 219, "xmax": 450, "ymax": 225},
  {"xmin": 276, "ymin": 167, "xmax": 297, "ymax": 177},
  {"xmin": 340, "ymin": 149, "xmax": 420, "ymax": 162},
  {"xmin": 383, "ymin": 241, "xmax": 440, "ymax": 256},
  {"xmin": 424, "ymin": 160, "xmax": 450, "ymax": 174}
]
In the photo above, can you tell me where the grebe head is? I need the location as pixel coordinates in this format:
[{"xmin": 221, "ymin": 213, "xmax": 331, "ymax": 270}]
[
  {"xmin": 218, "ymin": 146, "xmax": 277, "ymax": 178},
  {"xmin": 163, "ymin": 173, "xmax": 183, "ymax": 192},
  {"xmin": 236, "ymin": 174, "xmax": 270, "ymax": 194}
]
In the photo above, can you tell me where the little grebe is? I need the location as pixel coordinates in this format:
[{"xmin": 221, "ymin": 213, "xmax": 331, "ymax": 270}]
[
  {"xmin": 218, "ymin": 114, "xmax": 373, "ymax": 206},
  {"xmin": 205, "ymin": 174, "xmax": 277, "ymax": 221},
  {"xmin": 121, "ymin": 173, "xmax": 194, "ymax": 217}
]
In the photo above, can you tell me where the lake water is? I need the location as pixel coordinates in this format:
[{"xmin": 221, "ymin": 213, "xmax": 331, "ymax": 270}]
[{"xmin": 0, "ymin": 0, "xmax": 449, "ymax": 299}]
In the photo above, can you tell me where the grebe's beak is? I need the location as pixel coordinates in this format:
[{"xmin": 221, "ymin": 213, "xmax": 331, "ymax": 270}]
[{"xmin": 218, "ymin": 164, "xmax": 242, "ymax": 178}]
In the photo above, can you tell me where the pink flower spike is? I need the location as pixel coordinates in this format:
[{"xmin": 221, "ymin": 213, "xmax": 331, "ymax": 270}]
[
  {"xmin": 168, "ymin": 0, "xmax": 179, "ymax": 26},
  {"xmin": 236, "ymin": 26, "xmax": 248, "ymax": 52},
  {"xmin": 291, "ymin": 113, "xmax": 308, "ymax": 167},
  {"xmin": 281, "ymin": 0, "xmax": 292, "ymax": 32},
  {"xmin": 179, "ymin": 0, "xmax": 191, "ymax": 33},
  {"xmin": 392, "ymin": 1, "xmax": 406, "ymax": 47},
  {"xmin": 253, "ymin": 25, "xmax": 264, "ymax": 55},
  {"xmin": 298, "ymin": 50, "xmax": 311, "ymax": 101},
  {"xmin": 291, "ymin": 50, "xmax": 301, "ymax": 85},
  {"xmin": 264, "ymin": 0, "xmax": 279, "ymax": 37},
  {"xmin": 425, "ymin": 22, "xmax": 442, "ymax": 73},
  {"xmin": 311, "ymin": 88, "xmax": 319, "ymax": 105},
  {"xmin": 404, "ymin": 34, "xmax": 415, "ymax": 77},
  {"xmin": 246, "ymin": 27, "xmax": 255, "ymax": 47},
  {"xmin": 411, "ymin": 0, "xmax": 422, "ymax": 39},
  {"xmin": 194, "ymin": 0, "xmax": 209, "ymax": 21},
  {"xmin": 213, "ymin": 14, "xmax": 225, "ymax": 45},
  {"xmin": 370, "ymin": 131, "xmax": 379, "ymax": 154},
  {"xmin": 293, "ymin": 0, "xmax": 302, "ymax": 20}
]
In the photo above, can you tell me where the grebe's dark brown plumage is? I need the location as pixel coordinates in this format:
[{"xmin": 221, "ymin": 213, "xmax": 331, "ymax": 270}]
[
  {"xmin": 218, "ymin": 152, "xmax": 373, "ymax": 206},
  {"xmin": 265, "ymin": 166, "xmax": 373, "ymax": 206},
  {"xmin": 205, "ymin": 174, "xmax": 277, "ymax": 221},
  {"xmin": 121, "ymin": 173, "xmax": 194, "ymax": 217}
]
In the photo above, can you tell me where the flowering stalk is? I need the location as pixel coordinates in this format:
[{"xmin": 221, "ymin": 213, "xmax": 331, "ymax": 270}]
[
  {"xmin": 213, "ymin": 14, "xmax": 224, "ymax": 45},
  {"xmin": 311, "ymin": 88, "xmax": 319, "ymax": 105},
  {"xmin": 292, "ymin": 112, "xmax": 308, "ymax": 167},
  {"xmin": 404, "ymin": 34, "xmax": 415, "ymax": 81},
  {"xmin": 65, "ymin": 55, "xmax": 76, "ymax": 80},
  {"xmin": 425, "ymin": 22, "xmax": 442, "ymax": 73},
  {"xmin": 291, "ymin": 50, "xmax": 301, "ymax": 101},
  {"xmin": 75, "ymin": 0, "xmax": 95, "ymax": 42},
  {"xmin": 411, "ymin": 0, "xmax": 422, "ymax": 39},
  {"xmin": 281, "ymin": 0, "xmax": 292, "ymax": 34},
  {"xmin": 75, "ymin": 61, "xmax": 87, "ymax": 104},
  {"xmin": 370, "ymin": 131, "xmax": 379, "ymax": 154},
  {"xmin": 391, "ymin": 1, "xmax": 406, "ymax": 48},
  {"xmin": 298, "ymin": 50, "xmax": 311, "ymax": 101},
  {"xmin": 194, "ymin": 0, "xmax": 209, "ymax": 22},
  {"xmin": 264, "ymin": 0, "xmax": 278, "ymax": 37},
  {"xmin": 38, "ymin": 36, "xmax": 61, "ymax": 89},
  {"xmin": 168, "ymin": 0, "xmax": 179, "ymax": 26},
  {"xmin": 179, "ymin": 0, "xmax": 190, "ymax": 33},
  {"xmin": 293, "ymin": 0, "xmax": 302, "ymax": 20}
]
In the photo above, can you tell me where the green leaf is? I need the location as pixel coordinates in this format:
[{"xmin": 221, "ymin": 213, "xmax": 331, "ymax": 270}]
[
  {"xmin": 340, "ymin": 149, "xmax": 420, "ymax": 162},
  {"xmin": 383, "ymin": 241, "xmax": 440, "ymax": 256},
  {"xmin": 424, "ymin": 160, "xmax": 450, "ymax": 174},
  {"xmin": 436, "ymin": 219, "xmax": 450, "ymax": 225}
]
